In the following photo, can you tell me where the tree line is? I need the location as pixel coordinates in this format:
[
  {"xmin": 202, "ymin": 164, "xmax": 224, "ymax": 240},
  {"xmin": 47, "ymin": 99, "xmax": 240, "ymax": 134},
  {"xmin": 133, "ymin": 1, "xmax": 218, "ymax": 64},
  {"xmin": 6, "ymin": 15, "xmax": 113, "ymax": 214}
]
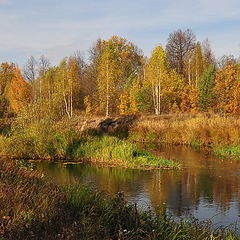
[{"xmin": 0, "ymin": 29, "xmax": 240, "ymax": 118}]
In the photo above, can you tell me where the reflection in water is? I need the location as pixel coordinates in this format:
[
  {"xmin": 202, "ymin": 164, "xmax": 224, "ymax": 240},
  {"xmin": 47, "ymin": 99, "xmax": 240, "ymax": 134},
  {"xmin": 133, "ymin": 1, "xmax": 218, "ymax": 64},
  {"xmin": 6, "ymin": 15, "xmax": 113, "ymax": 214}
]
[{"xmin": 36, "ymin": 145, "xmax": 240, "ymax": 231}]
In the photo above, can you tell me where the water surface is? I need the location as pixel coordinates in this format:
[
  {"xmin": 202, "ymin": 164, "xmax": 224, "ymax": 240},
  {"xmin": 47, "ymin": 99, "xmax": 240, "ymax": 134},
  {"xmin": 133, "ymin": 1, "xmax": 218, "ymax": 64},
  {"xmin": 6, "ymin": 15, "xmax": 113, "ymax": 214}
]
[{"xmin": 35, "ymin": 145, "xmax": 240, "ymax": 231}]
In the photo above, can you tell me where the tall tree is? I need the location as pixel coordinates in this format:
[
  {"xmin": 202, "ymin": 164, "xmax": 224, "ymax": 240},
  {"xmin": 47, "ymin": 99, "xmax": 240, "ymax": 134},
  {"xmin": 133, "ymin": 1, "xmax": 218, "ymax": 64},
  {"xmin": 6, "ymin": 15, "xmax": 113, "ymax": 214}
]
[
  {"xmin": 145, "ymin": 45, "xmax": 168, "ymax": 115},
  {"xmin": 0, "ymin": 63, "xmax": 15, "ymax": 116},
  {"xmin": 96, "ymin": 36, "xmax": 143, "ymax": 116},
  {"xmin": 214, "ymin": 64, "xmax": 240, "ymax": 114},
  {"xmin": 180, "ymin": 85, "xmax": 199, "ymax": 113},
  {"xmin": 192, "ymin": 42, "xmax": 205, "ymax": 88},
  {"xmin": 161, "ymin": 70, "xmax": 185, "ymax": 113},
  {"xmin": 43, "ymin": 67, "xmax": 57, "ymax": 100},
  {"xmin": 84, "ymin": 39, "xmax": 106, "ymax": 112},
  {"xmin": 185, "ymin": 42, "xmax": 206, "ymax": 87},
  {"xmin": 166, "ymin": 29, "xmax": 196, "ymax": 76},
  {"xmin": 54, "ymin": 58, "xmax": 81, "ymax": 118},
  {"xmin": 23, "ymin": 56, "xmax": 38, "ymax": 102},
  {"xmin": 8, "ymin": 67, "xmax": 31, "ymax": 113},
  {"xmin": 38, "ymin": 55, "xmax": 50, "ymax": 100},
  {"xmin": 198, "ymin": 65, "xmax": 216, "ymax": 111},
  {"xmin": 218, "ymin": 55, "xmax": 237, "ymax": 69},
  {"xmin": 72, "ymin": 51, "xmax": 87, "ymax": 109},
  {"xmin": 202, "ymin": 39, "xmax": 216, "ymax": 67},
  {"xmin": 23, "ymin": 56, "xmax": 38, "ymax": 84},
  {"xmin": 97, "ymin": 42, "xmax": 115, "ymax": 116}
]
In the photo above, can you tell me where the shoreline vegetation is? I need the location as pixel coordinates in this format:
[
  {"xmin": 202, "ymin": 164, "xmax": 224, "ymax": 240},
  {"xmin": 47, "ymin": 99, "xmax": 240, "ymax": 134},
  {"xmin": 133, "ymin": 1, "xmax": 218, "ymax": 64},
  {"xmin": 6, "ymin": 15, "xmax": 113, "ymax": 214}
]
[
  {"xmin": 0, "ymin": 116, "xmax": 180, "ymax": 170},
  {"xmin": 1, "ymin": 113, "xmax": 240, "ymax": 164},
  {"xmin": 129, "ymin": 113, "xmax": 240, "ymax": 160},
  {"xmin": 1, "ymin": 134, "xmax": 180, "ymax": 170},
  {"xmin": 0, "ymin": 158, "xmax": 239, "ymax": 240}
]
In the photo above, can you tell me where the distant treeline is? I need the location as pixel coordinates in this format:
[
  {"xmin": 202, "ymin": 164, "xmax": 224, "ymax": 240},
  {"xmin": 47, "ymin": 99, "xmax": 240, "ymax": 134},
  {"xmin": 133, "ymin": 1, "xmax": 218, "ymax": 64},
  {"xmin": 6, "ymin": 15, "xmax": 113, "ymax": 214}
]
[{"xmin": 1, "ymin": 29, "xmax": 240, "ymax": 118}]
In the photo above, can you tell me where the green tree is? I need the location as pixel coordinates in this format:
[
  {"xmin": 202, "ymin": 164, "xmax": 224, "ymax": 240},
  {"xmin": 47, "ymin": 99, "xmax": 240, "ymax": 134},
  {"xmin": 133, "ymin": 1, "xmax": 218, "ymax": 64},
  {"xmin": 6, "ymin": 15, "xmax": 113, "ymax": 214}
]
[{"xmin": 198, "ymin": 65, "xmax": 216, "ymax": 112}]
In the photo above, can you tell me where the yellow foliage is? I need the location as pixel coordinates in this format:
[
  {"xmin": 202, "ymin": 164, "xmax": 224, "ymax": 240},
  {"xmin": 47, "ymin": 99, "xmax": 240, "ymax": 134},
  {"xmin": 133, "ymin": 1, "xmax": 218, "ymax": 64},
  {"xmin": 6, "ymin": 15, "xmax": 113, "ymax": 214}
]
[
  {"xmin": 84, "ymin": 96, "xmax": 92, "ymax": 114},
  {"xmin": 129, "ymin": 79, "xmax": 141, "ymax": 114},
  {"xmin": 119, "ymin": 93, "xmax": 129, "ymax": 115},
  {"xmin": 214, "ymin": 65, "xmax": 240, "ymax": 114}
]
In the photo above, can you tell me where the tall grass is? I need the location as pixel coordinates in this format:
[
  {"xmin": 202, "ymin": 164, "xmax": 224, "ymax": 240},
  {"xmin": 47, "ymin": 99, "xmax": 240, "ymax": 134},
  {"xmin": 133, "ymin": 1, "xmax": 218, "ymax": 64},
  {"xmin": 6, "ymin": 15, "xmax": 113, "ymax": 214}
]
[
  {"xmin": 130, "ymin": 113, "xmax": 240, "ymax": 159},
  {"xmin": 0, "ymin": 121, "xmax": 179, "ymax": 169},
  {"xmin": 0, "ymin": 158, "xmax": 238, "ymax": 240},
  {"xmin": 77, "ymin": 134, "xmax": 180, "ymax": 169}
]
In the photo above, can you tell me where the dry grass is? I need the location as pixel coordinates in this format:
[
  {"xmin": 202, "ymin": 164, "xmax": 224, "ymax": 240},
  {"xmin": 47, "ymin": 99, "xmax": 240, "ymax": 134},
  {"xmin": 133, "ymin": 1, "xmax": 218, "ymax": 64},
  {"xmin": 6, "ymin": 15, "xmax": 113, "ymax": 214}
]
[{"xmin": 130, "ymin": 113, "xmax": 240, "ymax": 147}]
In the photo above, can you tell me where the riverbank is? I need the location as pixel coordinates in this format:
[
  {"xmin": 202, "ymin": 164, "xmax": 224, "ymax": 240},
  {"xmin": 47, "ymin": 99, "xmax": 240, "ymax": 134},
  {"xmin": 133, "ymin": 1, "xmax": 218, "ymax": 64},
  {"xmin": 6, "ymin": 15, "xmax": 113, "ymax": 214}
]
[
  {"xmin": 0, "ymin": 119, "xmax": 179, "ymax": 169},
  {"xmin": 129, "ymin": 113, "xmax": 240, "ymax": 160},
  {"xmin": 0, "ymin": 158, "xmax": 238, "ymax": 240},
  {"xmin": 0, "ymin": 113, "xmax": 240, "ymax": 167}
]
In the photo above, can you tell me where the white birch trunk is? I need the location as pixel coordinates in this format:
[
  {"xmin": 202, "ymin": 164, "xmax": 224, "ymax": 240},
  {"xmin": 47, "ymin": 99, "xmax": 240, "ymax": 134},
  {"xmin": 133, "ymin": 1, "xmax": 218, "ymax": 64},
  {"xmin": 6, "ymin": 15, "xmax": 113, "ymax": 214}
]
[{"xmin": 62, "ymin": 73, "xmax": 71, "ymax": 119}]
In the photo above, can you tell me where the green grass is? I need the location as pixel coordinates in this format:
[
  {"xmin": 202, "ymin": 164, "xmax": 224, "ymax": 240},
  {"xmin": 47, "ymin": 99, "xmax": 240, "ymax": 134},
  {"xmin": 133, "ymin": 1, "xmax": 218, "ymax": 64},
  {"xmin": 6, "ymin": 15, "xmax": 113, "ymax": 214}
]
[
  {"xmin": 0, "ymin": 159, "xmax": 238, "ymax": 240},
  {"xmin": 0, "ymin": 123, "xmax": 180, "ymax": 169},
  {"xmin": 190, "ymin": 140, "xmax": 202, "ymax": 149},
  {"xmin": 213, "ymin": 145, "xmax": 240, "ymax": 160},
  {"xmin": 74, "ymin": 135, "xmax": 180, "ymax": 169}
]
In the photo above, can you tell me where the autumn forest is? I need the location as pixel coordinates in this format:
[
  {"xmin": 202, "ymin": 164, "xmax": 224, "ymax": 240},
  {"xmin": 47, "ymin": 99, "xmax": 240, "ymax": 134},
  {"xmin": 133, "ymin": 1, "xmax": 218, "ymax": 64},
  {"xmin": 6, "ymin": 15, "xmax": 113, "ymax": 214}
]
[{"xmin": 1, "ymin": 29, "xmax": 240, "ymax": 119}]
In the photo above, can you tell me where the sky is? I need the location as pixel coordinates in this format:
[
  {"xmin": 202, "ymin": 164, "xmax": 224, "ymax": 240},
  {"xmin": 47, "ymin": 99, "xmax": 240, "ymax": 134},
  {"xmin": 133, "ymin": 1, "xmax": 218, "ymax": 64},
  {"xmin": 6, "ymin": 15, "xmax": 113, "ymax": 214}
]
[{"xmin": 0, "ymin": 0, "xmax": 240, "ymax": 67}]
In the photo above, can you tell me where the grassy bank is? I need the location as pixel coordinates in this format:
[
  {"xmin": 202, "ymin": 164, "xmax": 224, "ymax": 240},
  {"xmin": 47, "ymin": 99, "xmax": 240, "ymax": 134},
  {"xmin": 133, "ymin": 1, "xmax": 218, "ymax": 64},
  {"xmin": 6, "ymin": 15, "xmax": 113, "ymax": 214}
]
[
  {"xmin": 129, "ymin": 113, "xmax": 240, "ymax": 159},
  {"xmin": 1, "ymin": 112, "xmax": 240, "ymax": 165},
  {"xmin": 0, "ymin": 119, "xmax": 179, "ymax": 169},
  {"xmin": 213, "ymin": 145, "xmax": 240, "ymax": 160},
  {"xmin": 0, "ymin": 158, "xmax": 238, "ymax": 240}
]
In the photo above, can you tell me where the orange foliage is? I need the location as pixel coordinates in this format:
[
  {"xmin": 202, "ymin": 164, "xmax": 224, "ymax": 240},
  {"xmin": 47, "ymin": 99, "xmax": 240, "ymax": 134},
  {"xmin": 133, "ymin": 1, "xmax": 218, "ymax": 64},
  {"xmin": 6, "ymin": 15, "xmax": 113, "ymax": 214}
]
[
  {"xmin": 180, "ymin": 86, "xmax": 199, "ymax": 113},
  {"xmin": 8, "ymin": 67, "xmax": 31, "ymax": 113},
  {"xmin": 214, "ymin": 65, "xmax": 240, "ymax": 114}
]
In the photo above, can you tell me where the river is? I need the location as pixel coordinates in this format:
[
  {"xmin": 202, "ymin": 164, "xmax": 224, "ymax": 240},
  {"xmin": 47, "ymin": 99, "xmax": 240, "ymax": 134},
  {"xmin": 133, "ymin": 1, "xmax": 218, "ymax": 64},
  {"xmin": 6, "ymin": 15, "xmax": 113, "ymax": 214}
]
[{"xmin": 35, "ymin": 144, "xmax": 240, "ymax": 232}]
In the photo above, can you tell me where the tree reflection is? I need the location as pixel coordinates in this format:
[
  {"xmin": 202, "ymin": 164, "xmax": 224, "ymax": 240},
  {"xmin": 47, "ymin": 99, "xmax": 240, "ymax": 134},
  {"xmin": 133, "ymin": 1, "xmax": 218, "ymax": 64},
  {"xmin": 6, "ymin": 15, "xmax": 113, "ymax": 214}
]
[{"xmin": 35, "ymin": 144, "xmax": 240, "ymax": 227}]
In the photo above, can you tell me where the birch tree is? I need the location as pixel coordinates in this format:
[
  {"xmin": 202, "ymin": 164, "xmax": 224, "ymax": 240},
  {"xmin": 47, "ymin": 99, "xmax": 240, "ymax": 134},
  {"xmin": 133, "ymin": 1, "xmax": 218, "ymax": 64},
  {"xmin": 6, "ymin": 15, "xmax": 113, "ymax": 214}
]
[
  {"xmin": 146, "ymin": 45, "xmax": 168, "ymax": 115},
  {"xmin": 96, "ymin": 36, "xmax": 143, "ymax": 116},
  {"xmin": 54, "ymin": 59, "xmax": 75, "ymax": 118},
  {"xmin": 97, "ymin": 42, "xmax": 117, "ymax": 116}
]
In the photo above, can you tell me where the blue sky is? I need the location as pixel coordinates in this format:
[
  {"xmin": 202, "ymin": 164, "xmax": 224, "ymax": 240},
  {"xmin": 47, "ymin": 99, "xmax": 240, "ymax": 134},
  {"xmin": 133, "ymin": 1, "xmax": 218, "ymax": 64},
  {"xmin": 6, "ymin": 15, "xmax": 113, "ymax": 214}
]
[{"xmin": 0, "ymin": 0, "xmax": 240, "ymax": 67}]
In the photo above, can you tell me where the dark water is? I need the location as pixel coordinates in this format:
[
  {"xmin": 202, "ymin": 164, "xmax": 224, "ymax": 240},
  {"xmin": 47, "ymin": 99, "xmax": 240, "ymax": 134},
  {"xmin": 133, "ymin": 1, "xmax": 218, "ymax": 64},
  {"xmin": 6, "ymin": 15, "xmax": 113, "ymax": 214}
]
[{"xmin": 35, "ymin": 145, "xmax": 240, "ymax": 231}]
